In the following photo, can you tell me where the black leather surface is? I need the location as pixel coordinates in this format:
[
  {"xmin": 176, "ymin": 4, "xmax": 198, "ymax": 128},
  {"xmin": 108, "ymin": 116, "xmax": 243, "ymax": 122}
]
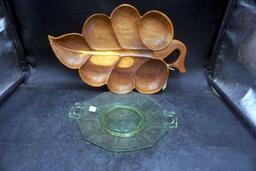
[
  {"xmin": 208, "ymin": 0, "xmax": 256, "ymax": 135},
  {"xmin": 1, "ymin": 84, "xmax": 256, "ymax": 171},
  {"xmin": 1, "ymin": 0, "xmax": 256, "ymax": 170},
  {"xmin": 0, "ymin": 0, "xmax": 24, "ymax": 103}
]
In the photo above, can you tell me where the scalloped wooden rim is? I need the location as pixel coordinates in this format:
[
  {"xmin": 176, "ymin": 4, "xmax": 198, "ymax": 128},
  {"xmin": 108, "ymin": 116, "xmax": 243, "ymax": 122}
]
[
  {"xmin": 82, "ymin": 4, "xmax": 174, "ymax": 51},
  {"xmin": 110, "ymin": 4, "xmax": 147, "ymax": 50},
  {"xmin": 48, "ymin": 33, "xmax": 88, "ymax": 69},
  {"xmin": 48, "ymin": 4, "xmax": 184, "ymax": 94},
  {"xmin": 78, "ymin": 57, "xmax": 121, "ymax": 87},
  {"xmin": 135, "ymin": 59, "xmax": 170, "ymax": 94},
  {"xmin": 139, "ymin": 10, "xmax": 174, "ymax": 50},
  {"xmin": 82, "ymin": 13, "xmax": 122, "ymax": 51},
  {"xmin": 110, "ymin": 4, "xmax": 141, "ymax": 18}
]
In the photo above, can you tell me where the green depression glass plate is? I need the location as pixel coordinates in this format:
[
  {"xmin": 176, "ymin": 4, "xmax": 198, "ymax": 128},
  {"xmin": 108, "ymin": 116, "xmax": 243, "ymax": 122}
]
[{"xmin": 68, "ymin": 92, "xmax": 177, "ymax": 152}]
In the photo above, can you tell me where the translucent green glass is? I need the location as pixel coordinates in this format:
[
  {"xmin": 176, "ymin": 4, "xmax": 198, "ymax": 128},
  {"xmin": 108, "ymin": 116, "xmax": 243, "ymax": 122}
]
[
  {"xmin": 100, "ymin": 105, "xmax": 144, "ymax": 138},
  {"xmin": 68, "ymin": 92, "xmax": 177, "ymax": 152}
]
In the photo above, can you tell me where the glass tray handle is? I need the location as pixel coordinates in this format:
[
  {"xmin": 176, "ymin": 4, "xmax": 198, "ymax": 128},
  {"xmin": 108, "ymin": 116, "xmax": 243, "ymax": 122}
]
[
  {"xmin": 68, "ymin": 102, "xmax": 86, "ymax": 120},
  {"xmin": 164, "ymin": 111, "xmax": 178, "ymax": 128}
]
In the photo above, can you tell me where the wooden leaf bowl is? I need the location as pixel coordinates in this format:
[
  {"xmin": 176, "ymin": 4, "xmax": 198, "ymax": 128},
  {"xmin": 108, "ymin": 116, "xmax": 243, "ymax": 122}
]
[{"xmin": 48, "ymin": 4, "xmax": 187, "ymax": 94}]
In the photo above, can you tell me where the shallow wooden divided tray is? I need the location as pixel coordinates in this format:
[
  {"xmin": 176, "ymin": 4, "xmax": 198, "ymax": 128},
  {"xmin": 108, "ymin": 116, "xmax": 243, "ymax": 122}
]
[{"xmin": 48, "ymin": 4, "xmax": 187, "ymax": 94}]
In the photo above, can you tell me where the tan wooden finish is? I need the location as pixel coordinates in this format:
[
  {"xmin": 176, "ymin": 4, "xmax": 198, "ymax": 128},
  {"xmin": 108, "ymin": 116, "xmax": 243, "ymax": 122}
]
[{"xmin": 48, "ymin": 4, "xmax": 187, "ymax": 94}]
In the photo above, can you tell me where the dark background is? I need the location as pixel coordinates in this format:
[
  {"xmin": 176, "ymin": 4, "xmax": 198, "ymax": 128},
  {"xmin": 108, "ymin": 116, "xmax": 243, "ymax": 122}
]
[{"xmin": 1, "ymin": 0, "xmax": 256, "ymax": 170}]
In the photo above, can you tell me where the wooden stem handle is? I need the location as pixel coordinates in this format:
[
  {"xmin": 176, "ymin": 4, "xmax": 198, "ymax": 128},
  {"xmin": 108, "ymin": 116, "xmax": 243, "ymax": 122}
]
[{"xmin": 167, "ymin": 39, "xmax": 187, "ymax": 73}]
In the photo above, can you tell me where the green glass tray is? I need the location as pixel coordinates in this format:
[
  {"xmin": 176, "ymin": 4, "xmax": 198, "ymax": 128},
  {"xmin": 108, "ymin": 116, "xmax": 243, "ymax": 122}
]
[{"xmin": 68, "ymin": 92, "xmax": 177, "ymax": 152}]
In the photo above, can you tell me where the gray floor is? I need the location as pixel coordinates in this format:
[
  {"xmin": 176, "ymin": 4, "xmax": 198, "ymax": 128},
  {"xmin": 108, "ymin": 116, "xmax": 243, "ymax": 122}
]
[{"xmin": 0, "ymin": 70, "xmax": 256, "ymax": 171}]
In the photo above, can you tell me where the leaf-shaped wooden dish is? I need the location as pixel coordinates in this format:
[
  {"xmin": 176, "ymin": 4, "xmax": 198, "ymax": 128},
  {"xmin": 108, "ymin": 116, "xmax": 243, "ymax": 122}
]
[{"xmin": 48, "ymin": 4, "xmax": 187, "ymax": 94}]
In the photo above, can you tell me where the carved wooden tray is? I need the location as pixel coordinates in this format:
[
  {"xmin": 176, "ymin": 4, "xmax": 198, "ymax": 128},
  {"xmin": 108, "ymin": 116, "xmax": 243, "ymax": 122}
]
[{"xmin": 48, "ymin": 4, "xmax": 187, "ymax": 94}]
